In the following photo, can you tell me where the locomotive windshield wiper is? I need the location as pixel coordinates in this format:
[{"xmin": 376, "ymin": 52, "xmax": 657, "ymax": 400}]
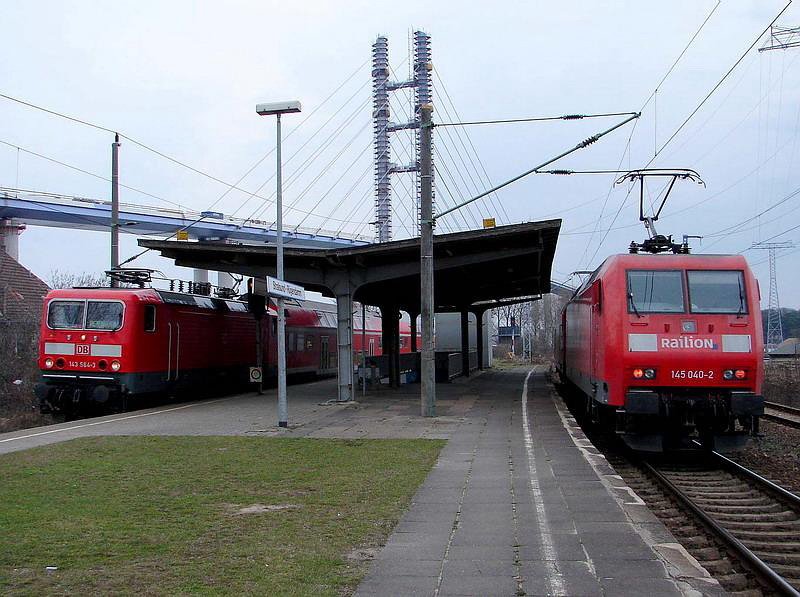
[
  {"xmin": 628, "ymin": 292, "xmax": 643, "ymax": 318},
  {"xmin": 736, "ymin": 276, "xmax": 745, "ymax": 318}
]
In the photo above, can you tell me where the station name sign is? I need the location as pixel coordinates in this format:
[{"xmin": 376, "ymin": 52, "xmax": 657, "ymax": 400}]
[{"xmin": 266, "ymin": 276, "xmax": 306, "ymax": 300}]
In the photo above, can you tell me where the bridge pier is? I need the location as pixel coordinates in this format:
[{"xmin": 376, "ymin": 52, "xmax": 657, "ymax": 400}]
[{"xmin": 0, "ymin": 218, "xmax": 25, "ymax": 261}]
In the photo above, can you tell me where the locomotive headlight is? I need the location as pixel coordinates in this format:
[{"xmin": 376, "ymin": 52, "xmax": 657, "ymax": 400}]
[
  {"xmin": 723, "ymin": 369, "xmax": 734, "ymax": 380},
  {"xmin": 44, "ymin": 358, "xmax": 54, "ymax": 369},
  {"xmin": 633, "ymin": 368, "xmax": 644, "ymax": 379},
  {"xmin": 735, "ymin": 369, "xmax": 746, "ymax": 380},
  {"xmin": 644, "ymin": 368, "xmax": 656, "ymax": 380},
  {"xmin": 110, "ymin": 360, "xmax": 121, "ymax": 372}
]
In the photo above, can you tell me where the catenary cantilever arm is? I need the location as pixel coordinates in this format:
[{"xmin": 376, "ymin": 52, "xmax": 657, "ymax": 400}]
[{"xmin": 434, "ymin": 112, "xmax": 640, "ymax": 221}]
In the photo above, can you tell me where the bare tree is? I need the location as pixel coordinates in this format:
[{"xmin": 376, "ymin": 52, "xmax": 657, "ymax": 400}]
[{"xmin": 48, "ymin": 269, "xmax": 107, "ymax": 289}]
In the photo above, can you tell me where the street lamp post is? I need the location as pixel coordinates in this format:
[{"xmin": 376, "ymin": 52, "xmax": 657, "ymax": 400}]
[{"xmin": 256, "ymin": 100, "xmax": 301, "ymax": 428}]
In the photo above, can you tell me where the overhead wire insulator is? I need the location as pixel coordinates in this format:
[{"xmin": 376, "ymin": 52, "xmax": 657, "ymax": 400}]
[
  {"xmin": 561, "ymin": 114, "xmax": 585, "ymax": 120},
  {"xmin": 544, "ymin": 169, "xmax": 573, "ymax": 175}
]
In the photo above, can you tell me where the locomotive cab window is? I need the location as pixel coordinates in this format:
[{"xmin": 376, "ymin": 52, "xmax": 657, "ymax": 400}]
[
  {"xmin": 47, "ymin": 300, "xmax": 85, "ymax": 329},
  {"xmin": 86, "ymin": 301, "xmax": 124, "ymax": 331},
  {"xmin": 688, "ymin": 270, "xmax": 747, "ymax": 314},
  {"xmin": 626, "ymin": 270, "xmax": 685, "ymax": 313},
  {"xmin": 144, "ymin": 305, "xmax": 157, "ymax": 332}
]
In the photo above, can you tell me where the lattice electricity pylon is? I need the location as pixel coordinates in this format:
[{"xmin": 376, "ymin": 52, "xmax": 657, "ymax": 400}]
[
  {"xmin": 372, "ymin": 31, "xmax": 434, "ymax": 242},
  {"xmin": 751, "ymin": 241, "xmax": 795, "ymax": 350},
  {"xmin": 759, "ymin": 25, "xmax": 800, "ymax": 52}
]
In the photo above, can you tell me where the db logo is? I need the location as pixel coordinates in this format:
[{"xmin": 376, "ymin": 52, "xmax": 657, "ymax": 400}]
[{"xmin": 76, "ymin": 344, "xmax": 91, "ymax": 355}]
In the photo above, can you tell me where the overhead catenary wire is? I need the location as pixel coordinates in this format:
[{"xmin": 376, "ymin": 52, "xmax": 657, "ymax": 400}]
[
  {"xmin": 582, "ymin": 1, "xmax": 788, "ymax": 267},
  {"xmin": 0, "ymin": 137, "xmax": 188, "ymax": 210},
  {"xmin": 654, "ymin": 1, "xmax": 792, "ymax": 158},
  {"xmin": 436, "ymin": 112, "xmax": 641, "ymax": 221},
  {"xmin": 434, "ymin": 112, "xmax": 640, "ymax": 127}
]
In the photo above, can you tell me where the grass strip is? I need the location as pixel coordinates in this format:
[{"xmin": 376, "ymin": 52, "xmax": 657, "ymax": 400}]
[{"xmin": 0, "ymin": 436, "xmax": 444, "ymax": 596}]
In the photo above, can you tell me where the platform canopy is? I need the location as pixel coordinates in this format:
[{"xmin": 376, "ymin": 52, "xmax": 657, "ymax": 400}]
[{"xmin": 139, "ymin": 220, "xmax": 561, "ymax": 312}]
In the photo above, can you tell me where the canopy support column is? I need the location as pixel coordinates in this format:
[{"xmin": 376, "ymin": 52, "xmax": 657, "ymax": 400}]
[
  {"xmin": 336, "ymin": 287, "xmax": 354, "ymax": 402},
  {"xmin": 461, "ymin": 309, "xmax": 470, "ymax": 378}
]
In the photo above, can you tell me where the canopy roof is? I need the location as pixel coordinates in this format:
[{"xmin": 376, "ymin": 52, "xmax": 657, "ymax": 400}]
[{"xmin": 139, "ymin": 219, "xmax": 561, "ymax": 312}]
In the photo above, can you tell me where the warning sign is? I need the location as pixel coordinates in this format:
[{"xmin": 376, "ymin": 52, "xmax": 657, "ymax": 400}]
[{"xmin": 249, "ymin": 367, "xmax": 262, "ymax": 383}]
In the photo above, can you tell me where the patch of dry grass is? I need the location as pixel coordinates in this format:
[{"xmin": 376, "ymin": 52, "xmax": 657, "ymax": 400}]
[{"xmin": 0, "ymin": 436, "xmax": 444, "ymax": 596}]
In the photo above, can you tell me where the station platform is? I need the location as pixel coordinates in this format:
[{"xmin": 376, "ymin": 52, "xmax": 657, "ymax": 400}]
[
  {"xmin": 354, "ymin": 367, "xmax": 721, "ymax": 597},
  {"xmin": 0, "ymin": 366, "xmax": 722, "ymax": 595}
]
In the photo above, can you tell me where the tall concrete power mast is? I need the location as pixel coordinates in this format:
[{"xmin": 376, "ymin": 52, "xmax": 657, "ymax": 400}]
[
  {"xmin": 752, "ymin": 241, "xmax": 795, "ymax": 350},
  {"xmin": 372, "ymin": 31, "xmax": 434, "ymax": 242}
]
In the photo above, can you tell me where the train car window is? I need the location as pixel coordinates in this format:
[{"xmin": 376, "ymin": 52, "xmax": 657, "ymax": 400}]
[
  {"xmin": 48, "ymin": 300, "xmax": 85, "ymax": 329},
  {"xmin": 144, "ymin": 305, "xmax": 157, "ymax": 332},
  {"xmin": 688, "ymin": 270, "xmax": 747, "ymax": 314},
  {"xmin": 288, "ymin": 332, "xmax": 295, "ymax": 352},
  {"xmin": 306, "ymin": 335, "xmax": 314, "ymax": 349},
  {"xmin": 297, "ymin": 333, "xmax": 304, "ymax": 352},
  {"xmin": 626, "ymin": 270, "xmax": 685, "ymax": 313},
  {"xmin": 86, "ymin": 301, "xmax": 124, "ymax": 331}
]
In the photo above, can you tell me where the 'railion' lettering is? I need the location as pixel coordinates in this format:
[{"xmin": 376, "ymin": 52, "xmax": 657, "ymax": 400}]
[{"xmin": 660, "ymin": 337, "xmax": 715, "ymax": 350}]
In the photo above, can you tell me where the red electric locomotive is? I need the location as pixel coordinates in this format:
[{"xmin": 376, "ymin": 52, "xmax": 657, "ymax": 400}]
[
  {"xmin": 36, "ymin": 285, "xmax": 414, "ymax": 416},
  {"xmin": 556, "ymin": 252, "xmax": 765, "ymax": 451}
]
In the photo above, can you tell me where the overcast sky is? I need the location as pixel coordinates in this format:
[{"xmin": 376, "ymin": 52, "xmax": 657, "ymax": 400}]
[{"xmin": 3, "ymin": 1, "xmax": 800, "ymax": 307}]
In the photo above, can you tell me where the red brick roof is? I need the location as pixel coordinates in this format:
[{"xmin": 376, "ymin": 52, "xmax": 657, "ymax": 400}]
[{"xmin": 0, "ymin": 250, "xmax": 50, "ymax": 323}]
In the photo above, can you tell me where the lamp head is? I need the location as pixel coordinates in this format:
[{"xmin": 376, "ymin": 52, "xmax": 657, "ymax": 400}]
[{"xmin": 256, "ymin": 101, "xmax": 301, "ymax": 116}]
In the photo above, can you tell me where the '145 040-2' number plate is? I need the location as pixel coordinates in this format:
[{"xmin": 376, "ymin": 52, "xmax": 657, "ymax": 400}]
[{"xmin": 671, "ymin": 370, "xmax": 714, "ymax": 380}]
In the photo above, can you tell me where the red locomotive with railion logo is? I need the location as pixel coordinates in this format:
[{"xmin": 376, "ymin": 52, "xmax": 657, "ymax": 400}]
[
  {"xmin": 556, "ymin": 253, "xmax": 765, "ymax": 451},
  {"xmin": 36, "ymin": 286, "xmax": 415, "ymax": 416}
]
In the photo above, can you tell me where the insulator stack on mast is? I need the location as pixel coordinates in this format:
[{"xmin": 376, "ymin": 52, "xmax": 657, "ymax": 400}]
[
  {"xmin": 371, "ymin": 30, "xmax": 434, "ymax": 242},
  {"xmin": 413, "ymin": 31, "xmax": 434, "ymax": 231},
  {"xmin": 372, "ymin": 37, "xmax": 392, "ymax": 243}
]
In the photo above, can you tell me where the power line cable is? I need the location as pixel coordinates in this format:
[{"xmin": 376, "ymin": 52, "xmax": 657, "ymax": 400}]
[
  {"xmin": 0, "ymin": 137, "xmax": 188, "ymax": 209},
  {"xmin": 655, "ymin": 1, "xmax": 792, "ymax": 158},
  {"xmin": 435, "ymin": 112, "xmax": 639, "ymax": 127},
  {"xmin": 583, "ymin": 2, "xmax": 786, "ymax": 266}
]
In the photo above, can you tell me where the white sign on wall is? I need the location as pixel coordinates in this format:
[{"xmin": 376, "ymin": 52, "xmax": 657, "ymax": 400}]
[{"xmin": 266, "ymin": 276, "xmax": 306, "ymax": 300}]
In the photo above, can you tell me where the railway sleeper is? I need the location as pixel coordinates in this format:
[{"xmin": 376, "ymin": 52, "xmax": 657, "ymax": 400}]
[
  {"xmin": 662, "ymin": 476, "xmax": 742, "ymax": 485},
  {"xmin": 740, "ymin": 538, "xmax": 800, "ymax": 563},
  {"xmin": 700, "ymin": 557, "xmax": 740, "ymax": 576},
  {"xmin": 723, "ymin": 519, "xmax": 800, "ymax": 532},
  {"xmin": 699, "ymin": 503, "xmax": 789, "ymax": 515},
  {"xmin": 677, "ymin": 487, "xmax": 756, "ymax": 497},
  {"xmin": 755, "ymin": 551, "xmax": 800, "ymax": 566},
  {"xmin": 761, "ymin": 563, "xmax": 800, "ymax": 587},
  {"xmin": 714, "ymin": 574, "xmax": 756, "ymax": 594},
  {"xmin": 684, "ymin": 495, "xmax": 773, "ymax": 506},
  {"xmin": 735, "ymin": 529, "xmax": 800, "ymax": 541},
  {"xmin": 709, "ymin": 510, "xmax": 798, "ymax": 522}
]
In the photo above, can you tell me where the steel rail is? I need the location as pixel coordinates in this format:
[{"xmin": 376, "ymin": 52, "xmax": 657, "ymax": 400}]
[
  {"xmin": 712, "ymin": 450, "xmax": 800, "ymax": 508},
  {"xmin": 763, "ymin": 401, "xmax": 800, "ymax": 429},
  {"xmin": 642, "ymin": 461, "xmax": 800, "ymax": 597}
]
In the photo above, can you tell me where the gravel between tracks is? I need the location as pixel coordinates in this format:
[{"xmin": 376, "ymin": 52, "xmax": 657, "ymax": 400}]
[{"xmin": 732, "ymin": 420, "xmax": 800, "ymax": 495}]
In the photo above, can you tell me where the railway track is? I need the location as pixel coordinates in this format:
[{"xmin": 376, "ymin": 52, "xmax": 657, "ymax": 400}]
[
  {"xmin": 643, "ymin": 451, "xmax": 800, "ymax": 596},
  {"xmin": 764, "ymin": 402, "xmax": 800, "ymax": 429}
]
